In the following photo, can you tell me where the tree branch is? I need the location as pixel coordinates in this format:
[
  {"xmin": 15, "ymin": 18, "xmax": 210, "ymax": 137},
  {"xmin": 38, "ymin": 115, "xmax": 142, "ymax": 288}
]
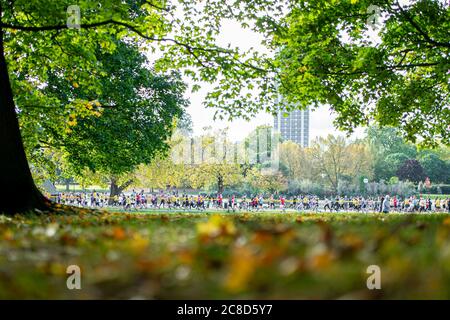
[
  {"xmin": 118, "ymin": 179, "xmax": 134, "ymax": 191},
  {"xmin": 394, "ymin": 1, "xmax": 450, "ymax": 49},
  {"xmin": 144, "ymin": 0, "xmax": 170, "ymax": 13},
  {"xmin": 0, "ymin": 19, "xmax": 269, "ymax": 73}
]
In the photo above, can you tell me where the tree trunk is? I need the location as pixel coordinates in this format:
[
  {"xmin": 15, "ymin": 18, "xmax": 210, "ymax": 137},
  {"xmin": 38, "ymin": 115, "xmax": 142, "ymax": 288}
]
[
  {"xmin": 108, "ymin": 178, "xmax": 133, "ymax": 205},
  {"xmin": 0, "ymin": 20, "xmax": 50, "ymax": 214},
  {"xmin": 217, "ymin": 174, "xmax": 224, "ymax": 194},
  {"xmin": 108, "ymin": 179, "xmax": 121, "ymax": 205}
]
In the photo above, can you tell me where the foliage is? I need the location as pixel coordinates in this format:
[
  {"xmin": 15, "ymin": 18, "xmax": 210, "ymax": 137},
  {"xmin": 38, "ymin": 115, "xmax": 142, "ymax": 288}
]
[
  {"xmin": 279, "ymin": 141, "xmax": 314, "ymax": 181},
  {"xmin": 273, "ymin": 0, "xmax": 450, "ymax": 147},
  {"xmin": 396, "ymin": 159, "xmax": 426, "ymax": 183},
  {"xmin": 287, "ymin": 179, "xmax": 325, "ymax": 196},
  {"xmin": 20, "ymin": 38, "xmax": 187, "ymax": 184},
  {"xmin": 418, "ymin": 153, "xmax": 450, "ymax": 183},
  {"xmin": 3, "ymin": 0, "xmax": 273, "ymax": 118},
  {"xmin": 245, "ymin": 167, "xmax": 287, "ymax": 194},
  {"xmin": 308, "ymin": 135, "xmax": 373, "ymax": 192},
  {"xmin": 366, "ymin": 126, "xmax": 417, "ymax": 180},
  {"xmin": 383, "ymin": 153, "xmax": 411, "ymax": 178},
  {"xmin": 134, "ymin": 158, "xmax": 189, "ymax": 191}
]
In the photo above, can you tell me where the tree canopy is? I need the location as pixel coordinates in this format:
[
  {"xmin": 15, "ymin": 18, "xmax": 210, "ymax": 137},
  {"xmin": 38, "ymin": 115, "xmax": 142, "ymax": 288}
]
[
  {"xmin": 396, "ymin": 159, "xmax": 426, "ymax": 182},
  {"xmin": 272, "ymin": 0, "xmax": 449, "ymax": 147},
  {"xmin": 22, "ymin": 39, "xmax": 187, "ymax": 178},
  {"xmin": 418, "ymin": 153, "xmax": 450, "ymax": 183}
]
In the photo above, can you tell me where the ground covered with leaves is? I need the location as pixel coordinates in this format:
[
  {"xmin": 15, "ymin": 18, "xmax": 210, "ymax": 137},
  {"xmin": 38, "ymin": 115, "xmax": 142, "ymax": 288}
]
[{"xmin": 1, "ymin": 210, "xmax": 450, "ymax": 299}]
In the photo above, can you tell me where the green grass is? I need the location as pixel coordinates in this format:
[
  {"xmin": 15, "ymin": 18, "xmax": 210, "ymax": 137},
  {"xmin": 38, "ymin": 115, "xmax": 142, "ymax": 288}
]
[
  {"xmin": 1, "ymin": 210, "xmax": 450, "ymax": 299},
  {"xmin": 422, "ymin": 194, "xmax": 450, "ymax": 199}
]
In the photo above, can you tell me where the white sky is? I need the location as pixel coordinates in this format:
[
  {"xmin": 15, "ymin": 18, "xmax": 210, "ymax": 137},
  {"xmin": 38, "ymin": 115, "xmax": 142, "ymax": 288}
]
[{"xmin": 186, "ymin": 79, "xmax": 360, "ymax": 142}]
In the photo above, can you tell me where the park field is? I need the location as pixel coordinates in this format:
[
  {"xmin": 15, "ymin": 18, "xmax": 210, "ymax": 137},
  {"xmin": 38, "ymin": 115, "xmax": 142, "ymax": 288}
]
[{"xmin": 1, "ymin": 210, "xmax": 450, "ymax": 299}]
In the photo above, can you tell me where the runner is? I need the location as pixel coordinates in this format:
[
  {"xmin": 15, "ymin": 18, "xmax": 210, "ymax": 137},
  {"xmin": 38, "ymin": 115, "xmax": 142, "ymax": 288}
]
[{"xmin": 280, "ymin": 196, "xmax": 286, "ymax": 213}]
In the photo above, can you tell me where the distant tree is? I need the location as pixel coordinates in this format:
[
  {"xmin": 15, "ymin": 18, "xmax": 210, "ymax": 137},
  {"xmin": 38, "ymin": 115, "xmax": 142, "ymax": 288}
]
[
  {"xmin": 176, "ymin": 113, "xmax": 194, "ymax": 137},
  {"xmin": 384, "ymin": 153, "xmax": 410, "ymax": 178},
  {"xmin": 396, "ymin": 159, "xmax": 426, "ymax": 183},
  {"xmin": 244, "ymin": 125, "xmax": 278, "ymax": 168},
  {"xmin": 186, "ymin": 128, "xmax": 243, "ymax": 194},
  {"xmin": 133, "ymin": 157, "xmax": 189, "ymax": 191},
  {"xmin": 246, "ymin": 167, "xmax": 287, "ymax": 194},
  {"xmin": 366, "ymin": 127, "xmax": 417, "ymax": 158},
  {"xmin": 366, "ymin": 126, "xmax": 417, "ymax": 180},
  {"xmin": 419, "ymin": 153, "xmax": 450, "ymax": 184},
  {"xmin": 309, "ymin": 135, "xmax": 373, "ymax": 193},
  {"xmin": 280, "ymin": 141, "xmax": 305, "ymax": 180},
  {"xmin": 279, "ymin": 141, "xmax": 311, "ymax": 180}
]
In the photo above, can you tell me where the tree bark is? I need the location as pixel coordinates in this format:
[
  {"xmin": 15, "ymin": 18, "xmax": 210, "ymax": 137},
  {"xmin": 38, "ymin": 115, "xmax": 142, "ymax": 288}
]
[
  {"xmin": 108, "ymin": 179, "xmax": 121, "ymax": 205},
  {"xmin": 217, "ymin": 174, "xmax": 224, "ymax": 194},
  {"xmin": 108, "ymin": 178, "xmax": 133, "ymax": 205},
  {"xmin": 0, "ymin": 16, "xmax": 51, "ymax": 214}
]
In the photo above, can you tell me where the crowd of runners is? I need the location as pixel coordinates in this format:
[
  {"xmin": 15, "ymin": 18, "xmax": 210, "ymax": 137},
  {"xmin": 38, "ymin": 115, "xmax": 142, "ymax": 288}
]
[{"xmin": 54, "ymin": 191, "xmax": 450, "ymax": 213}]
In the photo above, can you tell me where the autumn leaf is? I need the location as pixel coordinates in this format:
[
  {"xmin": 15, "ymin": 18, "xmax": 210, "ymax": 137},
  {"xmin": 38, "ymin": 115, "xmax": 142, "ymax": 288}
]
[
  {"xmin": 197, "ymin": 215, "xmax": 237, "ymax": 242},
  {"xmin": 112, "ymin": 227, "xmax": 126, "ymax": 240},
  {"xmin": 224, "ymin": 246, "xmax": 256, "ymax": 293},
  {"xmin": 443, "ymin": 217, "xmax": 450, "ymax": 227},
  {"xmin": 129, "ymin": 233, "xmax": 150, "ymax": 254}
]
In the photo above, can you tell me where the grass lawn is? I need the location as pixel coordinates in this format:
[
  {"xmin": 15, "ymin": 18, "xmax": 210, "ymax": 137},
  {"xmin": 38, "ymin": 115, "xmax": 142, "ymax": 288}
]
[
  {"xmin": 423, "ymin": 194, "xmax": 450, "ymax": 199},
  {"xmin": 1, "ymin": 210, "xmax": 450, "ymax": 299}
]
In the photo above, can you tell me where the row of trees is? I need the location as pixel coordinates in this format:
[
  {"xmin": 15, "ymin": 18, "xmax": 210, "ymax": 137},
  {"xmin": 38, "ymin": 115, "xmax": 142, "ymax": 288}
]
[
  {"xmin": 367, "ymin": 127, "xmax": 450, "ymax": 183},
  {"xmin": 124, "ymin": 126, "xmax": 449, "ymax": 197},
  {"xmin": 30, "ymin": 116, "xmax": 450, "ymax": 198}
]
